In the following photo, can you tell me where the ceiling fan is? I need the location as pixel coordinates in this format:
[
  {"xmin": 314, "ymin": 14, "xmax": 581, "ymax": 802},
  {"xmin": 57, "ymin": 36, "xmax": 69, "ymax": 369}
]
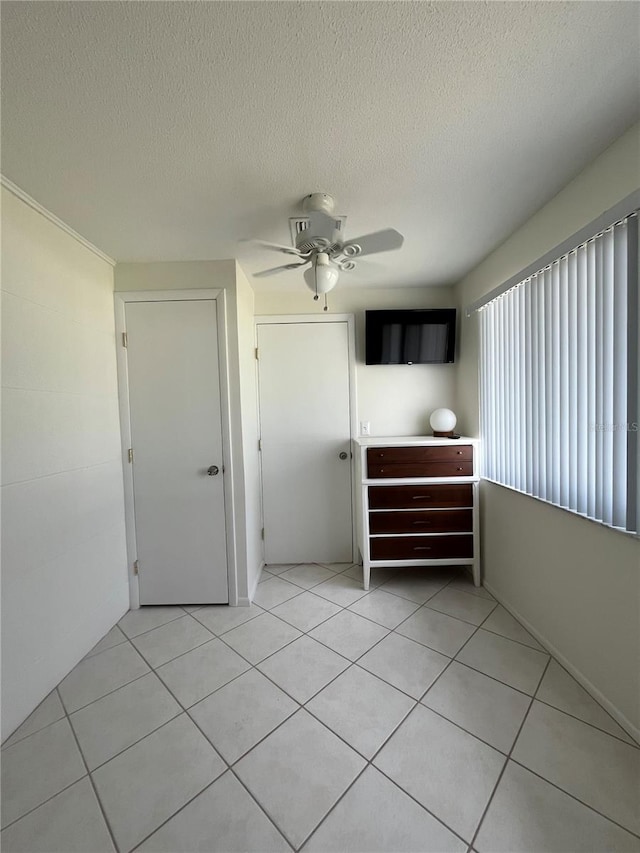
[{"xmin": 245, "ymin": 193, "xmax": 404, "ymax": 309}]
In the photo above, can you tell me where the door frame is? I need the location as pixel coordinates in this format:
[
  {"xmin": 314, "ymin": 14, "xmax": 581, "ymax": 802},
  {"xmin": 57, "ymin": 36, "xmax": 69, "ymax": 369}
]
[
  {"xmin": 115, "ymin": 290, "xmax": 238, "ymax": 609},
  {"xmin": 254, "ymin": 314, "xmax": 359, "ymax": 563}
]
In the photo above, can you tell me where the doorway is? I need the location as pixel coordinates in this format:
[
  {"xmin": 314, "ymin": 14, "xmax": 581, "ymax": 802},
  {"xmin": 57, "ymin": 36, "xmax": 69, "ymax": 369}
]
[
  {"xmin": 116, "ymin": 292, "xmax": 233, "ymax": 606},
  {"xmin": 256, "ymin": 316, "xmax": 356, "ymax": 564}
]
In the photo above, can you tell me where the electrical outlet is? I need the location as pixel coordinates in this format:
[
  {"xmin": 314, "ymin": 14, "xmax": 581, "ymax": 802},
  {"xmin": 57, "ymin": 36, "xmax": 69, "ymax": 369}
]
[{"xmin": 360, "ymin": 421, "xmax": 371, "ymax": 436}]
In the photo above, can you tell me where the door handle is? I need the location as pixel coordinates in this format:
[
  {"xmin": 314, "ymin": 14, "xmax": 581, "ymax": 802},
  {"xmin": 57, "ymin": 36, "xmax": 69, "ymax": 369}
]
[
  {"xmin": 339, "ymin": 451, "xmax": 349, "ymax": 460},
  {"xmin": 207, "ymin": 465, "xmax": 220, "ymax": 476}
]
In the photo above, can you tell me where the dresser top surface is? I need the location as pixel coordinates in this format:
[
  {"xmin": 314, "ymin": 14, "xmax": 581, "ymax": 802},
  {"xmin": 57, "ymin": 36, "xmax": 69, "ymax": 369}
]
[{"xmin": 353, "ymin": 435, "xmax": 478, "ymax": 447}]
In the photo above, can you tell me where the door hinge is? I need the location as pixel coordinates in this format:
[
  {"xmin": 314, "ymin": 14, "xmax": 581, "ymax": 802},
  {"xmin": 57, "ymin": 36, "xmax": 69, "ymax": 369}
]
[
  {"xmin": 133, "ymin": 559, "xmax": 139, "ymax": 575},
  {"xmin": 255, "ymin": 347, "xmax": 259, "ymax": 360},
  {"xmin": 261, "ymin": 527, "xmax": 265, "ymax": 540},
  {"xmin": 128, "ymin": 448, "xmax": 134, "ymax": 463},
  {"xmin": 258, "ymin": 438, "xmax": 262, "ymax": 451},
  {"xmin": 122, "ymin": 332, "xmax": 128, "ymax": 348}
]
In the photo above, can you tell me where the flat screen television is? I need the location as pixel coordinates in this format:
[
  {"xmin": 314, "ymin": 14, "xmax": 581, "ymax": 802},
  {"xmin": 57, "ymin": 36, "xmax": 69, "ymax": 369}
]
[{"xmin": 365, "ymin": 309, "xmax": 456, "ymax": 365}]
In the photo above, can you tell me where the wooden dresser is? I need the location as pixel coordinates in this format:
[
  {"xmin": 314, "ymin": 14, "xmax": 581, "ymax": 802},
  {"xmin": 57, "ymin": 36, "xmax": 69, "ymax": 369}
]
[{"xmin": 354, "ymin": 436, "xmax": 480, "ymax": 591}]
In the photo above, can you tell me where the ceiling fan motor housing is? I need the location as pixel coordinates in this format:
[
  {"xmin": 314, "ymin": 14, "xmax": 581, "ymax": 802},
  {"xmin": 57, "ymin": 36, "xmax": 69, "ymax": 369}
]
[{"xmin": 291, "ymin": 195, "xmax": 347, "ymax": 255}]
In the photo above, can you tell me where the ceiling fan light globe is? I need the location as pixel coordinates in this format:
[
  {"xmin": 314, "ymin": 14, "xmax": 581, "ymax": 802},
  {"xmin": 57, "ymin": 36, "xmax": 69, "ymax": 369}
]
[{"xmin": 303, "ymin": 259, "xmax": 339, "ymax": 294}]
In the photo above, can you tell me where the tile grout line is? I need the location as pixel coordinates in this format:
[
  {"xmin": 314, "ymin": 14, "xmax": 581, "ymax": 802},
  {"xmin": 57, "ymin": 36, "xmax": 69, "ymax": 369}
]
[
  {"xmin": 129, "ymin": 631, "xmax": 219, "ymax": 672},
  {"xmin": 85, "ymin": 631, "xmax": 129, "ymax": 659},
  {"xmin": 0, "ymin": 574, "xmax": 512, "ymax": 765},
  {"xmin": 99, "ymin": 598, "xmax": 640, "ymax": 847},
  {"xmin": 56, "ymin": 687, "xmax": 122, "ymax": 853},
  {"xmin": 467, "ymin": 655, "xmax": 553, "ymax": 850},
  {"xmin": 59, "ymin": 669, "xmax": 152, "ymax": 718},
  {"xmin": 440, "ymin": 602, "xmax": 638, "ymax": 748},
  {"xmin": 126, "ymin": 610, "xmax": 215, "ymax": 647},
  {"xmin": 415, "ymin": 699, "xmax": 513, "ymax": 758},
  {"xmin": 421, "ymin": 597, "xmax": 499, "ymax": 628},
  {"xmin": 539, "ymin": 656, "xmax": 639, "ymax": 749},
  {"xmin": 7, "ymin": 566, "xmax": 637, "ymax": 850},
  {"xmin": 228, "ymin": 767, "xmax": 296, "ymax": 852},
  {"xmin": 0, "ymin": 772, "xmax": 102, "ymax": 835},
  {"xmin": 123, "ymin": 640, "xmax": 303, "ymax": 851},
  {"xmin": 506, "ymin": 756, "xmax": 640, "ymax": 841},
  {"xmin": 189, "ymin": 603, "xmax": 266, "ymax": 634},
  {"xmin": 62, "ymin": 588, "xmax": 463, "ymax": 726},
  {"xmin": 230, "ymin": 564, "xmax": 635, "ymax": 849},
  {"xmin": 475, "ymin": 624, "xmax": 546, "ymax": 652},
  {"xmin": 13, "ymin": 637, "xmax": 159, "ymax": 739},
  {"xmin": 40, "ymin": 589, "xmax": 359, "ymax": 811},
  {"xmin": 158, "ymin": 591, "xmax": 476, "ymax": 849},
  {"xmin": 127, "ymin": 763, "xmax": 231, "ymax": 852},
  {"xmin": 531, "ymin": 697, "xmax": 640, "ymax": 749},
  {"xmin": 517, "ymin": 656, "xmax": 640, "ymax": 837},
  {"xmin": 78, "ymin": 707, "xmax": 185, "ymax": 775},
  {"xmin": 0, "ymin": 771, "xmax": 91, "ymax": 834},
  {"xmin": 57, "ymin": 638, "xmax": 156, "ymax": 716},
  {"xmin": 297, "ymin": 656, "xmax": 473, "ymax": 852},
  {"xmin": 117, "ymin": 607, "xmax": 192, "ymax": 641},
  {"xmin": 1, "ymin": 707, "xmax": 68, "ymax": 752},
  {"xmin": 199, "ymin": 574, "xmax": 480, "ymax": 849}
]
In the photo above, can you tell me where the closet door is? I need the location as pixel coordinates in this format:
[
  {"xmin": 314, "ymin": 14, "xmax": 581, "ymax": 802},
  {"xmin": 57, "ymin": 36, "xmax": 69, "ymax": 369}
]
[
  {"xmin": 125, "ymin": 299, "xmax": 228, "ymax": 603},
  {"xmin": 257, "ymin": 320, "xmax": 353, "ymax": 564}
]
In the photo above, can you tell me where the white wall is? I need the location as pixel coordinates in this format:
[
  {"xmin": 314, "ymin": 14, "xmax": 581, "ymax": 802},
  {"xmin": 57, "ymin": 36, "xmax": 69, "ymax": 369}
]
[
  {"xmin": 455, "ymin": 122, "xmax": 640, "ymax": 737},
  {"xmin": 1, "ymin": 186, "xmax": 129, "ymax": 740},
  {"xmin": 114, "ymin": 261, "xmax": 263, "ymax": 604},
  {"xmin": 254, "ymin": 286, "xmax": 458, "ymax": 437}
]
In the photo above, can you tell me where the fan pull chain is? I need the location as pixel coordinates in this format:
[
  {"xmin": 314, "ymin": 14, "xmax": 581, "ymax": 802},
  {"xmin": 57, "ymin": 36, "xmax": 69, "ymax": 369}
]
[{"xmin": 324, "ymin": 294, "xmax": 328, "ymax": 312}]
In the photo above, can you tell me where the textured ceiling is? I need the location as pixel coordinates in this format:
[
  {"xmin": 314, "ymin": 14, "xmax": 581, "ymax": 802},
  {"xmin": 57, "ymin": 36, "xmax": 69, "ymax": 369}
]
[{"xmin": 2, "ymin": 1, "xmax": 639, "ymax": 290}]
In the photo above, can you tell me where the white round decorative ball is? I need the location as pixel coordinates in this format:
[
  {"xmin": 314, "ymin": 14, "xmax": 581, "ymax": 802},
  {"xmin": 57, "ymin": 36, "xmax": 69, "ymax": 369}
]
[{"xmin": 430, "ymin": 408, "xmax": 457, "ymax": 433}]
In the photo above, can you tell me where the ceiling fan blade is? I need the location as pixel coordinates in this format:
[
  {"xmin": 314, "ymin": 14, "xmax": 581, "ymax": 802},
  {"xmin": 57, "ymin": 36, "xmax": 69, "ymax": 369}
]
[
  {"xmin": 342, "ymin": 228, "xmax": 404, "ymax": 257},
  {"xmin": 253, "ymin": 261, "xmax": 310, "ymax": 278},
  {"xmin": 240, "ymin": 238, "xmax": 309, "ymax": 257}
]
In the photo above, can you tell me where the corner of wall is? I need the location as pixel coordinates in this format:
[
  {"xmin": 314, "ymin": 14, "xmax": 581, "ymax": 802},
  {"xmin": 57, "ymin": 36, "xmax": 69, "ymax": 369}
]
[
  {"xmin": 1, "ymin": 185, "xmax": 128, "ymax": 739},
  {"xmin": 452, "ymin": 121, "xmax": 640, "ymax": 731}
]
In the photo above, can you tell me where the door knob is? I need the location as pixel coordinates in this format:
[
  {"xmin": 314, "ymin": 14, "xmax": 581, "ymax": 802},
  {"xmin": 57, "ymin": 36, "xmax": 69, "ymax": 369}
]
[
  {"xmin": 207, "ymin": 465, "xmax": 219, "ymax": 476},
  {"xmin": 339, "ymin": 451, "xmax": 349, "ymax": 460}
]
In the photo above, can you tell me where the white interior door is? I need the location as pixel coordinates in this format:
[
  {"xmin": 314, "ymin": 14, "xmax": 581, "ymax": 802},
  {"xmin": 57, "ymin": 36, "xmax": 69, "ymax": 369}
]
[
  {"xmin": 257, "ymin": 321, "xmax": 353, "ymax": 564},
  {"xmin": 125, "ymin": 299, "xmax": 228, "ymax": 604}
]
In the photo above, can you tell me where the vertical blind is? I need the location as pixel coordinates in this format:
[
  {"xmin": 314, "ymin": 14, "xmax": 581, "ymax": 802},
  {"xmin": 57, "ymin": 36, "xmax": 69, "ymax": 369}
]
[{"xmin": 479, "ymin": 212, "xmax": 639, "ymax": 535}]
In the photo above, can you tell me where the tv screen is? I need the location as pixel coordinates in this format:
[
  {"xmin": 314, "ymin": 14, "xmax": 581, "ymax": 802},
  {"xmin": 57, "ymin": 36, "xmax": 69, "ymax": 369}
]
[{"xmin": 365, "ymin": 309, "xmax": 456, "ymax": 365}]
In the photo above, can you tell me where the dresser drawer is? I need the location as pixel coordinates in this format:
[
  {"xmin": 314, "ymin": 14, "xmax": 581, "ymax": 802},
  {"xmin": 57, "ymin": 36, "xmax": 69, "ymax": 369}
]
[
  {"xmin": 370, "ymin": 534, "xmax": 474, "ymax": 561},
  {"xmin": 367, "ymin": 445, "xmax": 472, "ymax": 466},
  {"xmin": 368, "ymin": 483, "xmax": 473, "ymax": 508},
  {"xmin": 369, "ymin": 508, "xmax": 472, "ymax": 534},
  {"xmin": 368, "ymin": 460, "xmax": 473, "ymax": 479}
]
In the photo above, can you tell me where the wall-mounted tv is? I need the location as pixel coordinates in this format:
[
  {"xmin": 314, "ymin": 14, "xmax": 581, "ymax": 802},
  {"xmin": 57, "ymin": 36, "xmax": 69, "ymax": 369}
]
[{"xmin": 365, "ymin": 309, "xmax": 456, "ymax": 365}]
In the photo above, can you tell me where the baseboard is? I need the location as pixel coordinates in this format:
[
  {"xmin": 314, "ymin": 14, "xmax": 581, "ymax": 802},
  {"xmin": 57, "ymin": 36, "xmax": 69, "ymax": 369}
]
[
  {"xmin": 245, "ymin": 560, "xmax": 266, "ymax": 606},
  {"xmin": 483, "ymin": 581, "xmax": 640, "ymax": 745}
]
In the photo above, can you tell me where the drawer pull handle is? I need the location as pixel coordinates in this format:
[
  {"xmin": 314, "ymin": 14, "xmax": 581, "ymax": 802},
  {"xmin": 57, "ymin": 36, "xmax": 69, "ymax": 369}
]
[
  {"xmin": 412, "ymin": 520, "xmax": 431, "ymax": 525},
  {"xmin": 413, "ymin": 546, "xmax": 432, "ymax": 551},
  {"xmin": 457, "ymin": 451, "xmax": 463, "ymax": 455},
  {"xmin": 457, "ymin": 467, "xmax": 464, "ymax": 471},
  {"xmin": 412, "ymin": 495, "xmax": 432, "ymax": 500}
]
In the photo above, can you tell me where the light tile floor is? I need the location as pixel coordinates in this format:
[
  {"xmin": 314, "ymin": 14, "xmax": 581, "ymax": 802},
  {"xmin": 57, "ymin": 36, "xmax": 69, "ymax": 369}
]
[{"xmin": 2, "ymin": 563, "xmax": 639, "ymax": 852}]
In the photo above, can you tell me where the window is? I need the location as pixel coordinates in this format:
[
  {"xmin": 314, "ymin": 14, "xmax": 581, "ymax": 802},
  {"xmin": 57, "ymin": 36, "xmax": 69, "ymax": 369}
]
[{"xmin": 475, "ymin": 206, "xmax": 639, "ymax": 535}]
